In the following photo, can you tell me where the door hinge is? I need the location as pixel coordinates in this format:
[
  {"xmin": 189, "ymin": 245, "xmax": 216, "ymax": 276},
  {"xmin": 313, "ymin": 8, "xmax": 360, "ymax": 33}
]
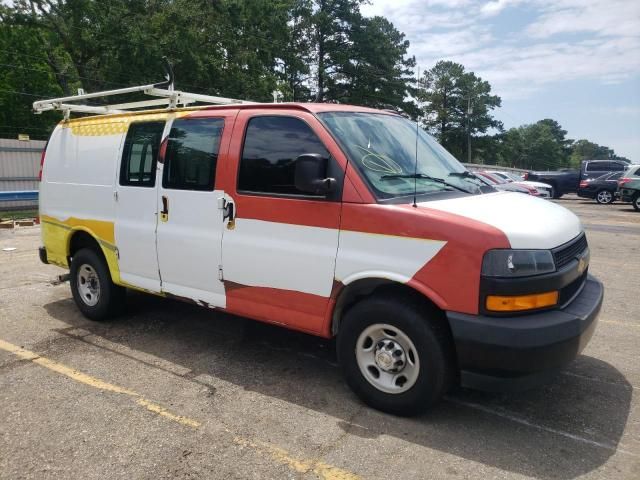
[
  {"xmin": 113, "ymin": 191, "xmax": 119, "ymax": 201},
  {"xmin": 218, "ymin": 265, "xmax": 224, "ymax": 281}
]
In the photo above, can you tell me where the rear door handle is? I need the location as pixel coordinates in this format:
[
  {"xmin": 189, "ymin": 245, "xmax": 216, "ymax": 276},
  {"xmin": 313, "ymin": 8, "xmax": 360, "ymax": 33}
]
[
  {"xmin": 160, "ymin": 195, "xmax": 169, "ymax": 222},
  {"xmin": 222, "ymin": 200, "xmax": 235, "ymax": 229}
]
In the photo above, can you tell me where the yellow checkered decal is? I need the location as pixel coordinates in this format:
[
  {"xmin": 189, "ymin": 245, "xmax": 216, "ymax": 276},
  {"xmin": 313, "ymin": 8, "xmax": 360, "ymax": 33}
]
[{"xmin": 62, "ymin": 111, "xmax": 190, "ymax": 136}]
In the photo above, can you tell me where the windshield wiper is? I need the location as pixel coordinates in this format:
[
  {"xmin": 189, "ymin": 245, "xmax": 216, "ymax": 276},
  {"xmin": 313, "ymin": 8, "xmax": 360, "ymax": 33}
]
[
  {"xmin": 381, "ymin": 173, "xmax": 472, "ymax": 193},
  {"xmin": 449, "ymin": 170, "xmax": 477, "ymax": 179}
]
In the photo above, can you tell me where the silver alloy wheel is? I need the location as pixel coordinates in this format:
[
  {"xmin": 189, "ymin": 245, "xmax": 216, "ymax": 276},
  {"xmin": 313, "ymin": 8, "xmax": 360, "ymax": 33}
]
[
  {"xmin": 355, "ymin": 323, "xmax": 420, "ymax": 394},
  {"xmin": 635, "ymin": 196, "xmax": 640, "ymax": 210},
  {"xmin": 597, "ymin": 190, "xmax": 613, "ymax": 204},
  {"xmin": 77, "ymin": 264, "xmax": 100, "ymax": 307}
]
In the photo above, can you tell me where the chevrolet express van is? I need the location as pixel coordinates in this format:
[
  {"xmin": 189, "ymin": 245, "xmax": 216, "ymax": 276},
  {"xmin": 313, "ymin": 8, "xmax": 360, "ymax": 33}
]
[{"xmin": 38, "ymin": 101, "xmax": 603, "ymax": 415}]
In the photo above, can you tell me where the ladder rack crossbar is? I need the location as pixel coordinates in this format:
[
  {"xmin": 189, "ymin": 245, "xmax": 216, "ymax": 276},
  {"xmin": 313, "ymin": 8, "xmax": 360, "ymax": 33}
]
[{"xmin": 33, "ymin": 85, "xmax": 255, "ymax": 117}]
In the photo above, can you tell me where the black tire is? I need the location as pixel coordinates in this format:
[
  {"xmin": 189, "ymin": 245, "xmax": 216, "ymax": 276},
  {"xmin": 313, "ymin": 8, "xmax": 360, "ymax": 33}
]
[
  {"xmin": 70, "ymin": 248, "xmax": 125, "ymax": 321},
  {"xmin": 633, "ymin": 194, "xmax": 640, "ymax": 212},
  {"xmin": 550, "ymin": 185, "xmax": 562, "ymax": 199},
  {"xmin": 337, "ymin": 293, "xmax": 454, "ymax": 416},
  {"xmin": 595, "ymin": 189, "xmax": 614, "ymax": 204}
]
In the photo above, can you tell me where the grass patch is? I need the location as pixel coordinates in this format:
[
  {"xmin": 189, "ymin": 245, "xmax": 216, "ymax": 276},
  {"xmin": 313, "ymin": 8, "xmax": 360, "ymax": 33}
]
[{"xmin": 0, "ymin": 209, "xmax": 38, "ymax": 220}]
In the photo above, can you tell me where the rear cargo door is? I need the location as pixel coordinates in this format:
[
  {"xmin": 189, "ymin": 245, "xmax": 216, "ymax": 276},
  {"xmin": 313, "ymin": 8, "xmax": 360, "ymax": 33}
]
[{"xmin": 155, "ymin": 114, "xmax": 232, "ymax": 307}]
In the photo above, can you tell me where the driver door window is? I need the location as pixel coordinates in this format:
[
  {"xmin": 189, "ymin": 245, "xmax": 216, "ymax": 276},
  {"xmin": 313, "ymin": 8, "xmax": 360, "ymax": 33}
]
[{"xmin": 238, "ymin": 116, "xmax": 330, "ymax": 196}]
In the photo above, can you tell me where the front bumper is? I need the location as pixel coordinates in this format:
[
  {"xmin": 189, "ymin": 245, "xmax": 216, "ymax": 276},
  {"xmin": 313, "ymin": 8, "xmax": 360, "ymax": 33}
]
[{"xmin": 446, "ymin": 274, "xmax": 603, "ymax": 392}]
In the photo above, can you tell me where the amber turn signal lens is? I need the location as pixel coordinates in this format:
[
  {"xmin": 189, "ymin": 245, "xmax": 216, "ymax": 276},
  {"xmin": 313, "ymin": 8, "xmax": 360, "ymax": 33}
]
[{"xmin": 486, "ymin": 291, "xmax": 559, "ymax": 312}]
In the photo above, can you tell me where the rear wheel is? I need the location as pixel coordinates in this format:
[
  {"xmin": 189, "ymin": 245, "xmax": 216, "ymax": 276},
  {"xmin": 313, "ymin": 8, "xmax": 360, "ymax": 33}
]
[
  {"xmin": 596, "ymin": 189, "xmax": 614, "ymax": 204},
  {"xmin": 550, "ymin": 185, "xmax": 561, "ymax": 199},
  {"xmin": 70, "ymin": 248, "xmax": 125, "ymax": 321},
  {"xmin": 633, "ymin": 194, "xmax": 640, "ymax": 212},
  {"xmin": 337, "ymin": 293, "xmax": 454, "ymax": 416}
]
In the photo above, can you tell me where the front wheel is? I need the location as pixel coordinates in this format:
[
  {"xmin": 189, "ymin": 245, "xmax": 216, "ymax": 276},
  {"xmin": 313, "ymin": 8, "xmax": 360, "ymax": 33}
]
[
  {"xmin": 596, "ymin": 189, "xmax": 614, "ymax": 204},
  {"xmin": 70, "ymin": 248, "xmax": 125, "ymax": 321},
  {"xmin": 337, "ymin": 293, "xmax": 454, "ymax": 416}
]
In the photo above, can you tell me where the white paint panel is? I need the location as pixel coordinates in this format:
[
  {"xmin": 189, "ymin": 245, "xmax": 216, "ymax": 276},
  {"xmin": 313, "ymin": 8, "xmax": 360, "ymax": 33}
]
[
  {"xmin": 114, "ymin": 121, "xmax": 162, "ymax": 292},
  {"xmin": 222, "ymin": 218, "xmax": 339, "ymax": 297},
  {"xmin": 156, "ymin": 189, "xmax": 226, "ymax": 307},
  {"xmin": 424, "ymin": 191, "xmax": 583, "ymax": 249},
  {"xmin": 115, "ymin": 183, "xmax": 161, "ymax": 291},
  {"xmin": 40, "ymin": 127, "xmax": 118, "ymax": 231},
  {"xmin": 46, "ymin": 131, "xmax": 120, "ymax": 186},
  {"xmin": 335, "ymin": 231, "xmax": 446, "ymax": 285}
]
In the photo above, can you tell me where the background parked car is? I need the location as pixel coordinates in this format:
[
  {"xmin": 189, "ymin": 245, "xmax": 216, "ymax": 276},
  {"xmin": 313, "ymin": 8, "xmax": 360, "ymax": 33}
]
[
  {"xmin": 475, "ymin": 171, "xmax": 538, "ymax": 195},
  {"xmin": 487, "ymin": 170, "xmax": 552, "ymax": 198},
  {"xmin": 617, "ymin": 164, "xmax": 640, "ymax": 188},
  {"xmin": 577, "ymin": 172, "xmax": 621, "ymax": 204},
  {"xmin": 524, "ymin": 168, "xmax": 578, "ymax": 198},
  {"xmin": 618, "ymin": 179, "xmax": 640, "ymax": 211},
  {"xmin": 581, "ymin": 159, "xmax": 628, "ymax": 181},
  {"xmin": 616, "ymin": 165, "xmax": 640, "ymax": 211},
  {"xmin": 525, "ymin": 160, "xmax": 629, "ymax": 199}
]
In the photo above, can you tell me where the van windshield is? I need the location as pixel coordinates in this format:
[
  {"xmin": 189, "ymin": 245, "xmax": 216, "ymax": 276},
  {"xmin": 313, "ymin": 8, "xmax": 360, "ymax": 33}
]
[{"xmin": 318, "ymin": 112, "xmax": 484, "ymax": 199}]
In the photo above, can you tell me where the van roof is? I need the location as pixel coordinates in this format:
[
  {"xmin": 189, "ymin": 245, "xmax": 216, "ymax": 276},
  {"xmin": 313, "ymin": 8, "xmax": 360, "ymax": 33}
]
[{"xmin": 62, "ymin": 102, "xmax": 392, "ymax": 124}]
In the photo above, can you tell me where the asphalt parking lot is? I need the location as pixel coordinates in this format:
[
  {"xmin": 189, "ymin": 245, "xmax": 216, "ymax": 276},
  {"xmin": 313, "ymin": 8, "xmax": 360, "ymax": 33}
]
[{"xmin": 0, "ymin": 195, "xmax": 638, "ymax": 480}]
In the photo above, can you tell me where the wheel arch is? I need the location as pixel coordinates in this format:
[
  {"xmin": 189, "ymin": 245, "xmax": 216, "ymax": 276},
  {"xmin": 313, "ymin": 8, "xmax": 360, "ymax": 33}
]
[
  {"xmin": 68, "ymin": 228, "xmax": 105, "ymax": 259},
  {"xmin": 330, "ymin": 277, "xmax": 449, "ymax": 337}
]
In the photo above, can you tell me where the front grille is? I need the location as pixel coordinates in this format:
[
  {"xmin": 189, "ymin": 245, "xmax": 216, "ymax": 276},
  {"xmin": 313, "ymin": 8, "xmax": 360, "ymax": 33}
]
[
  {"xmin": 559, "ymin": 270, "xmax": 588, "ymax": 305},
  {"xmin": 553, "ymin": 234, "xmax": 588, "ymax": 270}
]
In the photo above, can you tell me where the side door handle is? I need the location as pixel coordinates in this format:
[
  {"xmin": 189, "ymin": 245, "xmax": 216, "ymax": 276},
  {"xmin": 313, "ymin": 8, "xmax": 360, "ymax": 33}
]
[
  {"xmin": 221, "ymin": 199, "xmax": 235, "ymax": 229},
  {"xmin": 160, "ymin": 195, "xmax": 169, "ymax": 222}
]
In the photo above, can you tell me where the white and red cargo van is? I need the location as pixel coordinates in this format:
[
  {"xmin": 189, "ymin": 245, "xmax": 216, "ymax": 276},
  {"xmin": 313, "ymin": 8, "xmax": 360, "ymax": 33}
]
[{"xmin": 36, "ymin": 87, "xmax": 603, "ymax": 414}]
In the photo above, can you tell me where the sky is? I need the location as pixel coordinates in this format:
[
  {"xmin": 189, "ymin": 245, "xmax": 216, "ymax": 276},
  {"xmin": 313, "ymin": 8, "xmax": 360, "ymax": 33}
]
[{"xmin": 362, "ymin": 0, "xmax": 640, "ymax": 162}]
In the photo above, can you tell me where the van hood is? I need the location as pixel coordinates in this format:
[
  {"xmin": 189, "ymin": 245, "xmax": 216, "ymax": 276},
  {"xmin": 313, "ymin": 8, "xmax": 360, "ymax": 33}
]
[{"xmin": 422, "ymin": 191, "xmax": 583, "ymax": 249}]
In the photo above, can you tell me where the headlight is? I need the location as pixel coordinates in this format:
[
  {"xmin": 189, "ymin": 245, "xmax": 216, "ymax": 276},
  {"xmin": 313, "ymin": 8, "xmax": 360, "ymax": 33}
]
[{"xmin": 482, "ymin": 249, "xmax": 555, "ymax": 277}]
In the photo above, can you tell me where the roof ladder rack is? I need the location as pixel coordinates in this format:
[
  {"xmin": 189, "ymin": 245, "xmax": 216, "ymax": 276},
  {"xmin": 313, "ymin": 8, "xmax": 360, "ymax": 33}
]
[{"xmin": 33, "ymin": 58, "xmax": 253, "ymax": 119}]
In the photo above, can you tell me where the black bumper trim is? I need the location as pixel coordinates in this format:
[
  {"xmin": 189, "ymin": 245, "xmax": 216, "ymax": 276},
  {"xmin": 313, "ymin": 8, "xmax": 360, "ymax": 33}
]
[
  {"xmin": 447, "ymin": 274, "xmax": 603, "ymax": 391},
  {"xmin": 38, "ymin": 246, "xmax": 48, "ymax": 265}
]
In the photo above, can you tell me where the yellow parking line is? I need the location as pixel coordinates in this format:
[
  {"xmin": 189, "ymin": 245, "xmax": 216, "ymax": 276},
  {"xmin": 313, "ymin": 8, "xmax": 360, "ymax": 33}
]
[
  {"xmin": 136, "ymin": 398, "xmax": 201, "ymax": 429},
  {"xmin": 0, "ymin": 338, "xmax": 360, "ymax": 480},
  {"xmin": 0, "ymin": 338, "xmax": 197, "ymax": 427},
  {"xmin": 231, "ymin": 436, "xmax": 360, "ymax": 480}
]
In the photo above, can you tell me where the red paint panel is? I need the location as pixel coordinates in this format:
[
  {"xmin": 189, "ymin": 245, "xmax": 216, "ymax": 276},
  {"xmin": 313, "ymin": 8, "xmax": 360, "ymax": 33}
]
[
  {"xmin": 233, "ymin": 195, "xmax": 341, "ymax": 229},
  {"xmin": 218, "ymin": 108, "xmax": 374, "ymax": 212},
  {"xmin": 224, "ymin": 283, "xmax": 331, "ymax": 336},
  {"xmin": 340, "ymin": 203, "xmax": 510, "ymax": 314}
]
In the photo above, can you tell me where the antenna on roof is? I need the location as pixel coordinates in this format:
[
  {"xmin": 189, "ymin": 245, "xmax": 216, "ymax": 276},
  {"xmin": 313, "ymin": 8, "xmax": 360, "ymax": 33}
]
[
  {"xmin": 412, "ymin": 66, "xmax": 421, "ymax": 208},
  {"xmin": 157, "ymin": 56, "xmax": 175, "ymax": 91}
]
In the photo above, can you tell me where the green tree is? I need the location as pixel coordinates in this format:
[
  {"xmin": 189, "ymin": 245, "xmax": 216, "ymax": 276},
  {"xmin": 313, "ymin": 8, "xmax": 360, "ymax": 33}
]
[
  {"xmin": 498, "ymin": 122, "xmax": 566, "ymax": 170},
  {"xmin": 0, "ymin": 4, "xmax": 63, "ymax": 139},
  {"xmin": 568, "ymin": 139, "xmax": 629, "ymax": 166},
  {"xmin": 325, "ymin": 15, "xmax": 416, "ymax": 114},
  {"xmin": 536, "ymin": 118, "xmax": 572, "ymax": 162},
  {"xmin": 309, "ymin": 0, "xmax": 363, "ymax": 102},
  {"xmin": 418, "ymin": 61, "xmax": 502, "ymax": 161}
]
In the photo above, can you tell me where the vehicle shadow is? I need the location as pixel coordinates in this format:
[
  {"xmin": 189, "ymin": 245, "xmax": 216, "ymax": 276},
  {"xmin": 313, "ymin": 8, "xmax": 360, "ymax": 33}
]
[{"xmin": 44, "ymin": 293, "xmax": 633, "ymax": 480}]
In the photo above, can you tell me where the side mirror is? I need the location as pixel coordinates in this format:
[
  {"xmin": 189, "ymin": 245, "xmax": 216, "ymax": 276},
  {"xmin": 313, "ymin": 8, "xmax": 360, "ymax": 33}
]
[{"xmin": 294, "ymin": 154, "xmax": 336, "ymax": 195}]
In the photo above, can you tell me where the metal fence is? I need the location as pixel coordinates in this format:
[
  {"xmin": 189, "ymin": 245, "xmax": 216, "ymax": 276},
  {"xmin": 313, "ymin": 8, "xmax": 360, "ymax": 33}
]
[
  {"xmin": 0, "ymin": 138, "xmax": 44, "ymax": 211},
  {"xmin": 462, "ymin": 163, "xmax": 527, "ymax": 174}
]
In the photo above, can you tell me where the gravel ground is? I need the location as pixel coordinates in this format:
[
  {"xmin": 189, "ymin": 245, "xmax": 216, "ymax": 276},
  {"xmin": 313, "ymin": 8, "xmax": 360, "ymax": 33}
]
[{"xmin": 0, "ymin": 195, "xmax": 638, "ymax": 479}]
